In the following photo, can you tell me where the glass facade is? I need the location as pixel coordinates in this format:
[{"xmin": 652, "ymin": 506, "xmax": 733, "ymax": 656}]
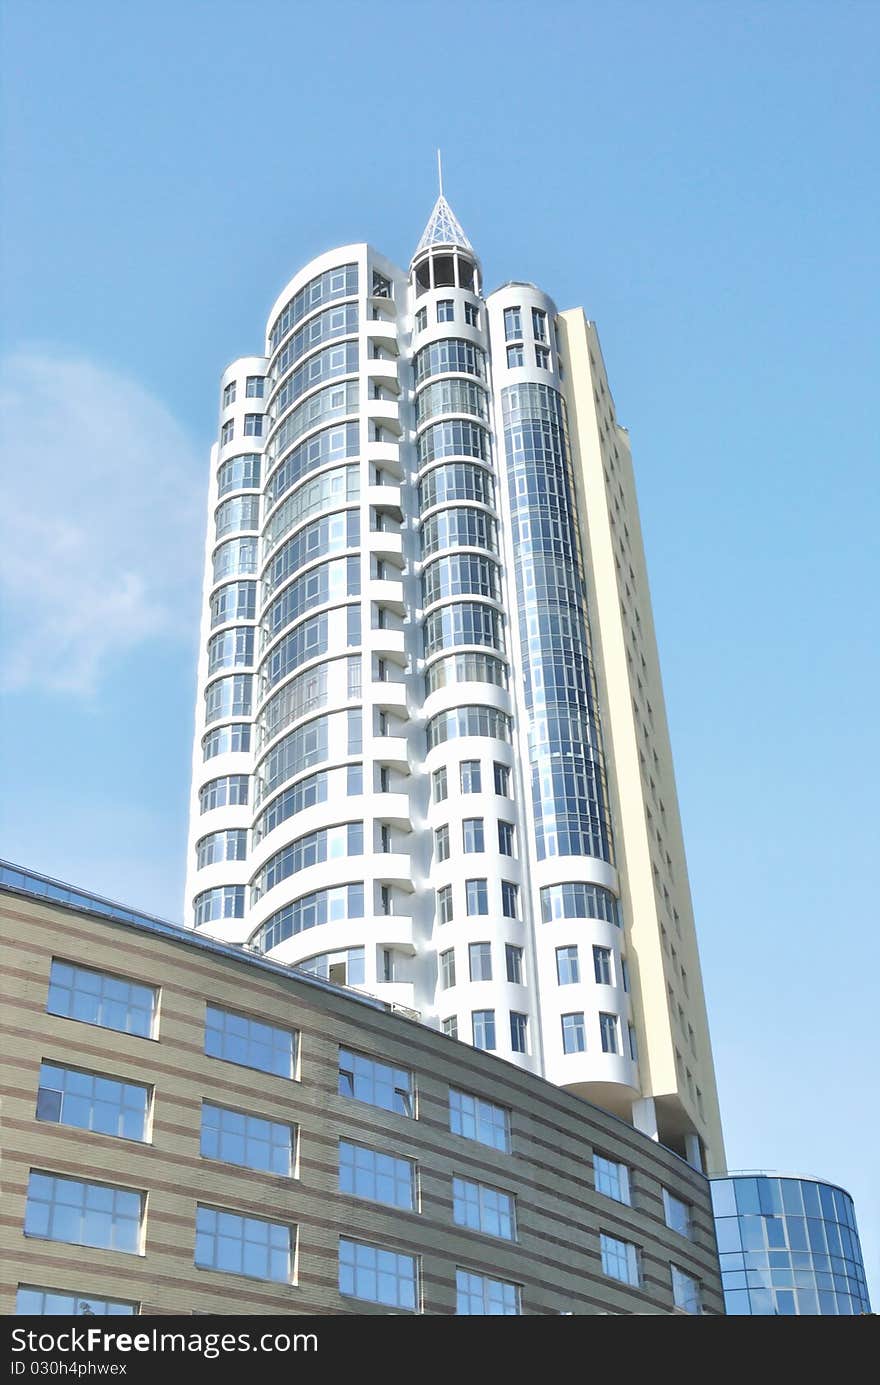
[
  {"xmin": 500, "ymin": 383, "xmax": 612, "ymax": 862},
  {"xmin": 711, "ymin": 1174, "xmax": 871, "ymax": 1315}
]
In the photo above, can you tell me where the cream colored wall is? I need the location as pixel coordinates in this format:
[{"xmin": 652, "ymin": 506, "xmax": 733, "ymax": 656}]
[{"xmin": 558, "ymin": 310, "xmax": 726, "ymax": 1173}]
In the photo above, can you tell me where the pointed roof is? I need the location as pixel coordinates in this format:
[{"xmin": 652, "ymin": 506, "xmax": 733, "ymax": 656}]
[{"xmin": 413, "ymin": 194, "xmax": 474, "ymax": 259}]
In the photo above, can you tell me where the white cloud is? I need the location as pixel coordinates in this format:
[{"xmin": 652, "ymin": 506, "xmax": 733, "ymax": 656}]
[{"xmin": 0, "ymin": 349, "xmax": 205, "ymax": 693}]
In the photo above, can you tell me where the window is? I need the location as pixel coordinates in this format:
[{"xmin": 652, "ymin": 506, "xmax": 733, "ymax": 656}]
[
  {"xmin": 46, "ymin": 961, "xmax": 157, "ymax": 1039},
  {"xmin": 249, "ymin": 814, "xmax": 365, "ymax": 903},
  {"xmin": 243, "ymin": 413, "xmax": 263, "ymax": 436},
  {"xmin": 442, "ymin": 1016, "xmax": 458, "ymax": 1039},
  {"xmin": 449, "ymin": 1089, "xmax": 510, "ymax": 1152},
  {"xmin": 593, "ymin": 946, "xmax": 613, "ymax": 986},
  {"xmin": 662, "ymin": 1188, "xmax": 693, "ymax": 1238},
  {"xmin": 24, "ymin": 1173, "xmax": 142, "ymax": 1254},
  {"xmin": 498, "ymin": 820, "xmax": 514, "ymax": 855},
  {"xmin": 561, "ymin": 1012, "xmax": 586, "ymax": 1053},
  {"xmin": 339, "ymin": 1141, "xmax": 415, "ymax": 1210},
  {"xmin": 453, "ymin": 1178, "xmax": 516, "ymax": 1240},
  {"xmin": 205, "ymin": 1006, "xmax": 297, "ymax": 1079},
  {"xmin": 196, "ymin": 828, "xmax": 248, "ymax": 868},
  {"xmin": 501, "ymin": 881, "xmax": 519, "ymax": 918},
  {"xmin": 671, "ymin": 1265, "xmax": 701, "ymax": 1314},
  {"xmin": 194, "ymin": 885, "xmax": 245, "ymax": 926},
  {"xmin": 250, "ymin": 875, "xmax": 368, "ymax": 952},
  {"xmin": 506, "ymin": 344, "xmax": 524, "ymax": 368},
  {"xmin": 600, "ymin": 1012, "xmax": 620, "ymax": 1054},
  {"xmin": 220, "ymin": 419, "xmax": 233, "ymax": 445},
  {"xmin": 540, "ymin": 882, "xmax": 621, "ymax": 926},
  {"xmin": 415, "ymin": 307, "xmax": 427, "ymax": 333},
  {"xmin": 195, "ymin": 1206, "xmax": 292, "ymax": 1283},
  {"xmin": 426, "ymin": 651, "xmax": 507, "ymax": 695},
  {"xmin": 432, "ymin": 766, "xmax": 448, "ymax": 802},
  {"xmin": 199, "ymin": 773, "xmax": 249, "ymax": 811},
  {"xmin": 210, "ymin": 577, "xmax": 256, "ymax": 624},
  {"xmin": 200, "ymin": 1104, "xmax": 295, "ymax": 1176},
  {"xmin": 469, "ymin": 942, "xmax": 492, "ymax": 981},
  {"xmin": 600, "ymin": 1233, "xmax": 640, "ymax": 1287},
  {"xmin": 628, "ymin": 1024, "xmax": 639, "ymax": 1061},
  {"xmin": 35, "ymin": 1063, "xmax": 150, "ymax": 1142},
  {"xmin": 459, "ymin": 759, "xmax": 482, "ymax": 793},
  {"xmin": 420, "ymin": 457, "xmax": 494, "ymax": 506},
  {"xmin": 338, "ymin": 1049, "xmax": 413, "ymax": 1117},
  {"xmin": 593, "ymin": 1154, "xmax": 631, "ymax": 1205},
  {"xmin": 505, "ymin": 944, "xmax": 523, "ymax": 984},
  {"xmin": 535, "ymin": 345, "xmax": 550, "ymax": 369},
  {"xmin": 464, "ymin": 302, "xmax": 479, "ymax": 327},
  {"xmin": 437, "ymin": 884, "xmax": 453, "ymax": 924},
  {"xmin": 456, "ymin": 1269, "xmax": 520, "ymax": 1315},
  {"xmin": 15, "ymin": 1286, "xmax": 137, "ymax": 1316},
  {"xmin": 503, "ymin": 306, "xmax": 522, "ymax": 341},
  {"xmin": 222, "ymin": 381, "xmax": 236, "ymax": 407},
  {"xmin": 556, "ymin": 946, "xmax": 580, "ymax": 985},
  {"xmin": 462, "ymin": 818, "xmax": 484, "ymax": 852},
  {"xmin": 299, "ymin": 946, "xmax": 364, "ymax": 987},
  {"xmin": 531, "ymin": 307, "xmax": 547, "ymax": 341},
  {"xmin": 472, "ymin": 1009, "xmax": 496, "ymax": 1050},
  {"xmin": 440, "ymin": 949, "xmax": 456, "ymax": 989},
  {"xmin": 493, "ymin": 761, "xmax": 511, "ymax": 796},
  {"xmin": 466, "ymin": 878, "xmax": 488, "ymax": 915},
  {"xmin": 216, "ymin": 452, "xmax": 261, "ymax": 499},
  {"xmin": 426, "ymin": 705, "xmax": 511, "ymax": 749},
  {"xmin": 339, "ymin": 1238, "xmax": 417, "ymax": 1311},
  {"xmin": 245, "ymin": 375, "xmax": 264, "ymax": 398},
  {"xmin": 414, "ymin": 338, "xmax": 487, "ymax": 386},
  {"xmin": 215, "ymin": 494, "xmax": 260, "ymax": 540},
  {"xmin": 509, "ymin": 1011, "xmax": 528, "ymax": 1054},
  {"xmin": 435, "ymin": 825, "xmax": 450, "ymax": 863},
  {"xmin": 213, "ymin": 533, "xmax": 259, "ymax": 582},
  {"xmin": 436, "ymin": 299, "xmax": 454, "ymax": 322},
  {"xmin": 270, "ymin": 262, "xmax": 358, "ymax": 352}
]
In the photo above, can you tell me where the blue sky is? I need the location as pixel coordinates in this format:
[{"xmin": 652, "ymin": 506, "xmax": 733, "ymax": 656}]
[{"xmin": 1, "ymin": 0, "xmax": 877, "ymax": 1301}]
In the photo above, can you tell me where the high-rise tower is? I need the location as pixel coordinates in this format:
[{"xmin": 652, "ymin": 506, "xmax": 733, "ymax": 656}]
[{"xmin": 184, "ymin": 195, "xmax": 725, "ymax": 1173}]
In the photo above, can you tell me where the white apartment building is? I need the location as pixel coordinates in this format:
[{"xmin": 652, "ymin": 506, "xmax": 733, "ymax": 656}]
[{"xmin": 184, "ymin": 194, "xmax": 725, "ymax": 1173}]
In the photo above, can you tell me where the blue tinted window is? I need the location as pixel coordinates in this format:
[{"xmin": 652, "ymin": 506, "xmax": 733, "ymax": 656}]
[
  {"xmin": 338, "ymin": 1238, "xmax": 417, "ymax": 1310},
  {"xmin": 734, "ymin": 1178, "xmax": 761, "ymax": 1215},
  {"xmin": 200, "ymin": 1103, "xmax": 294, "ymax": 1175},
  {"xmin": 338, "ymin": 1141, "xmax": 414, "ymax": 1209},
  {"xmin": 195, "ymin": 1205, "xmax": 292, "ymax": 1282},
  {"xmin": 16, "ymin": 1286, "xmax": 136, "ymax": 1316},
  {"xmin": 337, "ymin": 1049, "xmax": 413, "ymax": 1116},
  {"xmin": 24, "ymin": 1173, "xmax": 142, "ymax": 1253},
  {"xmin": 759, "ymin": 1178, "xmax": 783, "ymax": 1214},
  {"xmin": 47, "ymin": 961, "xmax": 156, "ymax": 1039},
  {"xmin": 36, "ymin": 1063, "xmax": 149, "ymax": 1141},
  {"xmin": 205, "ymin": 1006, "xmax": 297, "ymax": 1078},
  {"xmin": 456, "ymin": 1268, "xmax": 520, "ymax": 1315}
]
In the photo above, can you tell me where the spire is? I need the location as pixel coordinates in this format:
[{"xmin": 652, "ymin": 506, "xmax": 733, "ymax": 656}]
[{"xmin": 412, "ymin": 152, "xmax": 474, "ymax": 259}]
